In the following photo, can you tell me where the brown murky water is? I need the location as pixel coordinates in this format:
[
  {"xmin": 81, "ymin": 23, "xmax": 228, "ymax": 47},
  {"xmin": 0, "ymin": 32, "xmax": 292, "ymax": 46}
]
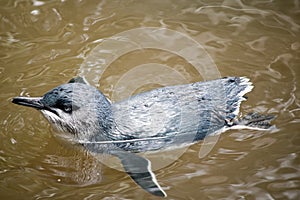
[{"xmin": 1, "ymin": 0, "xmax": 299, "ymax": 199}]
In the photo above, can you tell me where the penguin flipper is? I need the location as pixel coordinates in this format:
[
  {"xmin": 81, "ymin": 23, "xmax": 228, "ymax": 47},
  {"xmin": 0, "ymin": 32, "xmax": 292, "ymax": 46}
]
[{"xmin": 113, "ymin": 151, "xmax": 167, "ymax": 197}]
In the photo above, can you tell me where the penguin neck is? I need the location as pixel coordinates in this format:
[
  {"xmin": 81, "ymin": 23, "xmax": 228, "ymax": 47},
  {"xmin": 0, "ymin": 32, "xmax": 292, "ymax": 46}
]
[{"xmin": 92, "ymin": 94, "xmax": 115, "ymax": 141}]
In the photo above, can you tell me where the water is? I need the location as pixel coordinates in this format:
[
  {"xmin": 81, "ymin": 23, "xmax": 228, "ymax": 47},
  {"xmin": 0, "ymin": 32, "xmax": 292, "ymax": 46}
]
[{"xmin": 1, "ymin": 0, "xmax": 299, "ymax": 199}]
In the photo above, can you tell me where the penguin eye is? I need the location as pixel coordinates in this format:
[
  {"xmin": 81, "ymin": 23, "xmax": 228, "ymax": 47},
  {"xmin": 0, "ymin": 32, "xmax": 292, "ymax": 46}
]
[
  {"xmin": 55, "ymin": 97, "xmax": 79, "ymax": 114},
  {"xmin": 55, "ymin": 99, "xmax": 73, "ymax": 113},
  {"xmin": 63, "ymin": 105, "xmax": 72, "ymax": 113},
  {"xmin": 62, "ymin": 104, "xmax": 80, "ymax": 113}
]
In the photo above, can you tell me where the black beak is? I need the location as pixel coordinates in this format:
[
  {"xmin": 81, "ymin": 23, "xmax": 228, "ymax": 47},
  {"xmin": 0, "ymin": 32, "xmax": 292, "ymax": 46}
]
[{"xmin": 12, "ymin": 97, "xmax": 44, "ymax": 110}]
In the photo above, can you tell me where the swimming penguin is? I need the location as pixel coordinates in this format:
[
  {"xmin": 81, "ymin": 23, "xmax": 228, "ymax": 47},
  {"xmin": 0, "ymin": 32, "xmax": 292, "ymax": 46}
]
[{"xmin": 12, "ymin": 76, "xmax": 274, "ymax": 197}]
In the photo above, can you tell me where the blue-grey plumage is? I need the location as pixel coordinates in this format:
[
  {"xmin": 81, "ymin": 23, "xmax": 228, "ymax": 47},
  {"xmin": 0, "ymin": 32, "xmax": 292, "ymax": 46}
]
[
  {"xmin": 12, "ymin": 76, "xmax": 274, "ymax": 197},
  {"xmin": 111, "ymin": 77, "xmax": 252, "ymax": 152}
]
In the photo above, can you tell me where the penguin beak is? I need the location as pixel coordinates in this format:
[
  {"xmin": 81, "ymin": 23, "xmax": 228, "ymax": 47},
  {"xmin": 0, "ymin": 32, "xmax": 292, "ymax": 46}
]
[{"xmin": 12, "ymin": 97, "xmax": 44, "ymax": 110}]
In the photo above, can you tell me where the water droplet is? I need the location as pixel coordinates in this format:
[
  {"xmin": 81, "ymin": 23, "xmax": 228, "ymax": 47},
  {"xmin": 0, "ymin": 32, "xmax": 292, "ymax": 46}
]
[
  {"xmin": 10, "ymin": 138, "xmax": 17, "ymax": 144},
  {"xmin": 31, "ymin": 10, "xmax": 40, "ymax": 16}
]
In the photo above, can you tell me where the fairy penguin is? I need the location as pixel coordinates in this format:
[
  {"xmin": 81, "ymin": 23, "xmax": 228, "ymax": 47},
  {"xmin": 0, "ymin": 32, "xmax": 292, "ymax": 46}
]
[{"xmin": 12, "ymin": 76, "xmax": 274, "ymax": 197}]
